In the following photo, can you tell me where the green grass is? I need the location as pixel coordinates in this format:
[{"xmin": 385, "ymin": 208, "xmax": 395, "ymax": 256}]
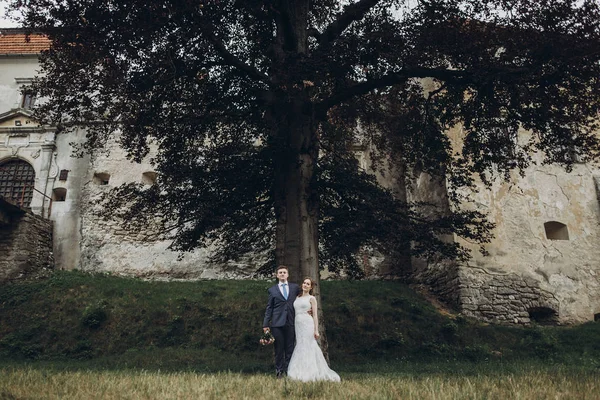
[
  {"xmin": 1, "ymin": 365, "xmax": 599, "ymax": 399},
  {"xmin": 1, "ymin": 270, "xmax": 600, "ymax": 373}
]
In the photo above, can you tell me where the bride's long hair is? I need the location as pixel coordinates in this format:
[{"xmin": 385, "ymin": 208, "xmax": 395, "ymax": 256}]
[{"xmin": 300, "ymin": 277, "xmax": 316, "ymax": 295}]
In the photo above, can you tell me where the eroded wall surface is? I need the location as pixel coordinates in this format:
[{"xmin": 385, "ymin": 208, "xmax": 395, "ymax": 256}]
[
  {"xmin": 456, "ymin": 160, "xmax": 600, "ymax": 324},
  {"xmin": 391, "ymin": 121, "xmax": 600, "ymax": 324},
  {"xmin": 77, "ymin": 135, "xmax": 262, "ymax": 279},
  {"xmin": 0, "ymin": 210, "xmax": 53, "ymax": 282}
]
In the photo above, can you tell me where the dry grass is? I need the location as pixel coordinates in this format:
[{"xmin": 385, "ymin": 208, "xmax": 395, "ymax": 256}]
[{"xmin": 1, "ymin": 367, "xmax": 599, "ymax": 400}]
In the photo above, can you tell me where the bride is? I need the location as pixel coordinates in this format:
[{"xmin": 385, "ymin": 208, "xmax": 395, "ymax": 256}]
[{"xmin": 287, "ymin": 277, "xmax": 341, "ymax": 382}]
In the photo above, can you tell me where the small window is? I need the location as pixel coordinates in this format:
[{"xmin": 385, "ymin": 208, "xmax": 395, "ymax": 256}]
[
  {"xmin": 142, "ymin": 171, "xmax": 157, "ymax": 185},
  {"xmin": 528, "ymin": 307, "xmax": 558, "ymax": 325},
  {"xmin": 544, "ymin": 221, "xmax": 569, "ymax": 240},
  {"xmin": 594, "ymin": 313, "xmax": 600, "ymax": 322},
  {"xmin": 93, "ymin": 172, "xmax": 110, "ymax": 185},
  {"xmin": 20, "ymin": 90, "xmax": 36, "ymax": 109},
  {"xmin": 59, "ymin": 170, "xmax": 69, "ymax": 181},
  {"xmin": 52, "ymin": 187, "xmax": 67, "ymax": 202}
]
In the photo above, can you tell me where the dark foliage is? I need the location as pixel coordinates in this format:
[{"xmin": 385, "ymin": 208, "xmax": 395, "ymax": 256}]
[{"xmin": 10, "ymin": 0, "xmax": 600, "ymax": 276}]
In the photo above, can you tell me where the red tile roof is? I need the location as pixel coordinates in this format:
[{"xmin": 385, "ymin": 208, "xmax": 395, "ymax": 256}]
[{"xmin": 0, "ymin": 29, "xmax": 50, "ymax": 54}]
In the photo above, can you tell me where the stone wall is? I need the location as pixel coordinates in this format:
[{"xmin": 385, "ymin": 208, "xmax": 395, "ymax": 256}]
[
  {"xmin": 0, "ymin": 209, "xmax": 54, "ymax": 282},
  {"xmin": 411, "ymin": 259, "xmax": 461, "ymax": 308},
  {"xmin": 353, "ymin": 141, "xmax": 462, "ymax": 306},
  {"xmin": 459, "ymin": 267, "xmax": 560, "ymax": 324},
  {"xmin": 446, "ymin": 127, "xmax": 600, "ymax": 324},
  {"xmin": 375, "ymin": 122, "xmax": 600, "ymax": 325},
  {"xmin": 403, "ymin": 170, "xmax": 462, "ymax": 308}
]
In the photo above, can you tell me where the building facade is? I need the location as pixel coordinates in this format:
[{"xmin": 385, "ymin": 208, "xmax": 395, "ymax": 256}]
[{"xmin": 0, "ymin": 29, "xmax": 598, "ymax": 324}]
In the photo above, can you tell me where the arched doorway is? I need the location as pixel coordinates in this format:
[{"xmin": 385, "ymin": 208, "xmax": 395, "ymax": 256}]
[{"xmin": 0, "ymin": 159, "xmax": 36, "ymax": 208}]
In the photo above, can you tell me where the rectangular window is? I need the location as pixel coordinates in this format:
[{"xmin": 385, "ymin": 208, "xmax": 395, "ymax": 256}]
[{"xmin": 21, "ymin": 91, "xmax": 36, "ymax": 109}]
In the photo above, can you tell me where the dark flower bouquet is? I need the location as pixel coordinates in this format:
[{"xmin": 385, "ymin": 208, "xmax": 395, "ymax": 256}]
[{"xmin": 260, "ymin": 330, "xmax": 275, "ymax": 346}]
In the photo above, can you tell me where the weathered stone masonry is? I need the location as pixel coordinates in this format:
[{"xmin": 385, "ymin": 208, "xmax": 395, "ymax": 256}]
[
  {"xmin": 458, "ymin": 268, "xmax": 560, "ymax": 324},
  {"xmin": 0, "ymin": 200, "xmax": 54, "ymax": 282}
]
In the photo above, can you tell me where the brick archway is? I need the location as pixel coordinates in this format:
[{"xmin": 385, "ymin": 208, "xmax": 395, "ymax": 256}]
[{"xmin": 0, "ymin": 159, "xmax": 36, "ymax": 208}]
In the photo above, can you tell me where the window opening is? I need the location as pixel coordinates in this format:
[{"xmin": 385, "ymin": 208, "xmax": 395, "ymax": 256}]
[
  {"xmin": 52, "ymin": 188, "xmax": 67, "ymax": 202},
  {"xmin": 93, "ymin": 172, "xmax": 110, "ymax": 185},
  {"xmin": 59, "ymin": 170, "xmax": 69, "ymax": 181},
  {"xmin": 20, "ymin": 91, "xmax": 36, "ymax": 109},
  {"xmin": 0, "ymin": 159, "xmax": 35, "ymax": 208},
  {"xmin": 142, "ymin": 171, "xmax": 157, "ymax": 185},
  {"xmin": 544, "ymin": 221, "xmax": 569, "ymax": 240}
]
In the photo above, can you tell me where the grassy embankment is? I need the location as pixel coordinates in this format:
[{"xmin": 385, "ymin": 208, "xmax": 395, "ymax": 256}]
[
  {"xmin": 1, "ymin": 271, "xmax": 600, "ymax": 398},
  {"xmin": 1, "ymin": 270, "xmax": 599, "ymax": 372}
]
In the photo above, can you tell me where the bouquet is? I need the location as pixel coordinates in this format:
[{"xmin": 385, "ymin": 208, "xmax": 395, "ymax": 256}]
[{"xmin": 260, "ymin": 330, "xmax": 275, "ymax": 346}]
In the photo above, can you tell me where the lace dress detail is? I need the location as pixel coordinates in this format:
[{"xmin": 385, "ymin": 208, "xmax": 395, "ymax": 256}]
[{"xmin": 287, "ymin": 295, "xmax": 341, "ymax": 382}]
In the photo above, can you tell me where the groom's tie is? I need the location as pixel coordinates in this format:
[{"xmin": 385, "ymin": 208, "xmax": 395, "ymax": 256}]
[{"xmin": 282, "ymin": 283, "xmax": 288, "ymax": 300}]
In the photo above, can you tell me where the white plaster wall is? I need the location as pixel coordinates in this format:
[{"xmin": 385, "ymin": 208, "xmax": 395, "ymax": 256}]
[
  {"xmin": 0, "ymin": 56, "xmax": 40, "ymax": 110},
  {"xmin": 50, "ymin": 128, "xmax": 91, "ymax": 269},
  {"xmin": 0, "ymin": 56, "xmax": 50, "ymax": 215}
]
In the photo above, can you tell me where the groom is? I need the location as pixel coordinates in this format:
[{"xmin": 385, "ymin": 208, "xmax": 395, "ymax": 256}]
[{"xmin": 263, "ymin": 265, "xmax": 300, "ymax": 378}]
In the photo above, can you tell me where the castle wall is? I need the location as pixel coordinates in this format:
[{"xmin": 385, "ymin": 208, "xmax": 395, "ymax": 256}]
[
  {"xmin": 406, "ymin": 171, "xmax": 461, "ymax": 307},
  {"xmin": 441, "ymin": 122, "xmax": 600, "ymax": 324},
  {"xmin": 350, "ymin": 143, "xmax": 410, "ymax": 277},
  {"xmin": 383, "ymin": 121, "xmax": 600, "ymax": 324},
  {"xmin": 0, "ymin": 208, "xmax": 54, "ymax": 282},
  {"xmin": 0, "ymin": 54, "xmax": 92, "ymax": 272},
  {"xmin": 77, "ymin": 135, "xmax": 260, "ymax": 279},
  {"xmin": 355, "ymin": 140, "xmax": 461, "ymax": 306},
  {"xmin": 1, "ymin": 38, "xmax": 599, "ymax": 324},
  {"xmin": 455, "ymin": 159, "xmax": 600, "ymax": 324}
]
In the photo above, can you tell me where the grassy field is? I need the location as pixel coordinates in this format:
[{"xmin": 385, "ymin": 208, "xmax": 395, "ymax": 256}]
[
  {"xmin": 2, "ymin": 270, "xmax": 599, "ymax": 367},
  {"xmin": 1, "ymin": 364, "xmax": 599, "ymax": 399},
  {"xmin": 1, "ymin": 271, "xmax": 600, "ymax": 398}
]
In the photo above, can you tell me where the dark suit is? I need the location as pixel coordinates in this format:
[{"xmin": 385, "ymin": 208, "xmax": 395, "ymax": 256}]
[{"xmin": 263, "ymin": 282, "xmax": 300, "ymax": 373}]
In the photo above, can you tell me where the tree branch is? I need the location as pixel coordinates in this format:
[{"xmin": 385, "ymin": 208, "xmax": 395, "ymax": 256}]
[
  {"xmin": 307, "ymin": 27, "xmax": 320, "ymax": 39},
  {"xmin": 316, "ymin": 66, "xmax": 532, "ymax": 115},
  {"xmin": 317, "ymin": 0, "xmax": 382, "ymax": 48},
  {"xmin": 201, "ymin": 25, "xmax": 270, "ymax": 84}
]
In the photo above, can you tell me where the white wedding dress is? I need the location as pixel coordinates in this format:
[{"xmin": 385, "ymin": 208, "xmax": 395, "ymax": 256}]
[{"xmin": 287, "ymin": 295, "xmax": 341, "ymax": 382}]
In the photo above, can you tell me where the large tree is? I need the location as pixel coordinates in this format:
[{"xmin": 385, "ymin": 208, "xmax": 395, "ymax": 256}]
[{"xmin": 11, "ymin": 0, "xmax": 600, "ymax": 346}]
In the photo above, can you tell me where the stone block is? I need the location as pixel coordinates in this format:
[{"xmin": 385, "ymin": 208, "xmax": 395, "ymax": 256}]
[{"xmin": 497, "ymin": 287, "xmax": 517, "ymax": 295}]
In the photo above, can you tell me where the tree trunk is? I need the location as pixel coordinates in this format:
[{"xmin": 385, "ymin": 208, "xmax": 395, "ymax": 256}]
[
  {"xmin": 268, "ymin": 0, "xmax": 331, "ymax": 361},
  {"xmin": 270, "ymin": 95, "xmax": 330, "ymax": 360}
]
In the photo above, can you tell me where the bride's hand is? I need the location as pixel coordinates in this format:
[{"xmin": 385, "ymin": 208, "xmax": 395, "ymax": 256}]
[{"xmin": 314, "ymin": 332, "xmax": 320, "ymax": 339}]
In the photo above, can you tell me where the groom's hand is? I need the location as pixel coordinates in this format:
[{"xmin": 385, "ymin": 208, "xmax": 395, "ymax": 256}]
[{"xmin": 263, "ymin": 327, "xmax": 270, "ymax": 333}]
